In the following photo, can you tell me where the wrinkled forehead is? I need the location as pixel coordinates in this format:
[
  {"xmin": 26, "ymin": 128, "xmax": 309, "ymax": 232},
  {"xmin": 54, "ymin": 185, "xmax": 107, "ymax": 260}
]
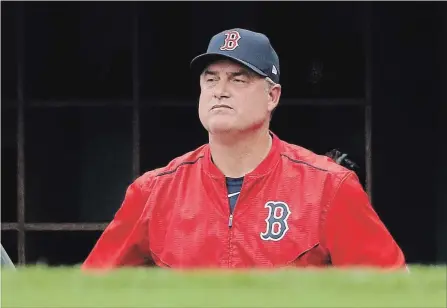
[{"xmin": 202, "ymin": 59, "xmax": 258, "ymax": 77}]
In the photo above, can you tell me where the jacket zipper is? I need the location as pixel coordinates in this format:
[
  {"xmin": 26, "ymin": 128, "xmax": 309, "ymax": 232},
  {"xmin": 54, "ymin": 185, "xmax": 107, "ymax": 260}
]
[
  {"xmin": 227, "ymin": 189, "xmax": 243, "ymax": 268},
  {"xmin": 227, "ymin": 181, "xmax": 243, "ymax": 228},
  {"xmin": 227, "ymin": 182, "xmax": 242, "ymax": 267},
  {"xmin": 228, "ymin": 208, "xmax": 234, "ymax": 268},
  {"xmin": 228, "ymin": 214, "xmax": 234, "ymax": 227}
]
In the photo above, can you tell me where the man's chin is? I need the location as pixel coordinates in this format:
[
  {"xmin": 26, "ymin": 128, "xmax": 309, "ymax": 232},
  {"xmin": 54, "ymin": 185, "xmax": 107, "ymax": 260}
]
[
  {"xmin": 208, "ymin": 126, "xmax": 237, "ymax": 135},
  {"xmin": 207, "ymin": 121, "xmax": 266, "ymax": 137},
  {"xmin": 206, "ymin": 119, "xmax": 238, "ymax": 134}
]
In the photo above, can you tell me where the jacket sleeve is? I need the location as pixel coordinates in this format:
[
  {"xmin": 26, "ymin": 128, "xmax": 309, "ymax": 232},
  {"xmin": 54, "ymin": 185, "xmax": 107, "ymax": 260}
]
[
  {"xmin": 321, "ymin": 172, "xmax": 407, "ymax": 269},
  {"xmin": 81, "ymin": 177, "xmax": 152, "ymax": 271}
]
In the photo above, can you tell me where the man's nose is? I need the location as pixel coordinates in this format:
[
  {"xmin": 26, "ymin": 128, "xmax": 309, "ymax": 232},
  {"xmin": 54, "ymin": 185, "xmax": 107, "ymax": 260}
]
[{"xmin": 213, "ymin": 80, "xmax": 230, "ymax": 99}]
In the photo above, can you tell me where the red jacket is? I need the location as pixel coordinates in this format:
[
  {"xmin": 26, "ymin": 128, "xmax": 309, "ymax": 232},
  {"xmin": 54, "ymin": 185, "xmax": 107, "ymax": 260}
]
[{"xmin": 82, "ymin": 133, "xmax": 406, "ymax": 270}]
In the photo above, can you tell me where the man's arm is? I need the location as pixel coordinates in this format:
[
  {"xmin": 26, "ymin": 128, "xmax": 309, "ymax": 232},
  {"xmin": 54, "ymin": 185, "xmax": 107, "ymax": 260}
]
[
  {"xmin": 321, "ymin": 172, "xmax": 406, "ymax": 269},
  {"xmin": 82, "ymin": 178, "xmax": 152, "ymax": 270}
]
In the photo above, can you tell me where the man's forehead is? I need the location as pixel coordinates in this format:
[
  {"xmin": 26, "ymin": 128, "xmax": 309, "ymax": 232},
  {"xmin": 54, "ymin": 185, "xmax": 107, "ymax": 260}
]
[{"xmin": 203, "ymin": 59, "xmax": 253, "ymax": 75}]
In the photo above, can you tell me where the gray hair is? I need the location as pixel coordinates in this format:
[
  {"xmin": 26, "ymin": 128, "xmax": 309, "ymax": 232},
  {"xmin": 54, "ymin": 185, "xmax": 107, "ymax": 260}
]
[
  {"xmin": 265, "ymin": 77, "xmax": 276, "ymax": 90},
  {"xmin": 264, "ymin": 77, "xmax": 279, "ymax": 120}
]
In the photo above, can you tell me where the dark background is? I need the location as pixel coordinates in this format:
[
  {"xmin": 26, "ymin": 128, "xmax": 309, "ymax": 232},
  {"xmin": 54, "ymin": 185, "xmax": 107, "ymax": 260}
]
[{"xmin": 1, "ymin": 1, "xmax": 446, "ymax": 266}]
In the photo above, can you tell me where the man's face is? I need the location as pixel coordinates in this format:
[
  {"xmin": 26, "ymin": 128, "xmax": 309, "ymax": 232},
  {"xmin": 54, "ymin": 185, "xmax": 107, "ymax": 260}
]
[{"xmin": 198, "ymin": 59, "xmax": 281, "ymax": 135}]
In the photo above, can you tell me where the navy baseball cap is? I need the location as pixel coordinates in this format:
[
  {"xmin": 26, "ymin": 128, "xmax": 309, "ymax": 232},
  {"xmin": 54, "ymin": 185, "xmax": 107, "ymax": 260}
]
[{"xmin": 190, "ymin": 28, "xmax": 280, "ymax": 83}]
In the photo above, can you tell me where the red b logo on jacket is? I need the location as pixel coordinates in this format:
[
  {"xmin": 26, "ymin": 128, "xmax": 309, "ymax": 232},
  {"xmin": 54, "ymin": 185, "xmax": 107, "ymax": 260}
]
[{"xmin": 220, "ymin": 30, "xmax": 241, "ymax": 51}]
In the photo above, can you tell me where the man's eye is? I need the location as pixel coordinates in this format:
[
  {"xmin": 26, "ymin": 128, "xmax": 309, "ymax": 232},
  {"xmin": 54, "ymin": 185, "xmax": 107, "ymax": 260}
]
[
  {"xmin": 234, "ymin": 79, "xmax": 245, "ymax": 83},
  {"xmin": 206, "ymin": 78, "xmax": 217, "ymax": 82}
]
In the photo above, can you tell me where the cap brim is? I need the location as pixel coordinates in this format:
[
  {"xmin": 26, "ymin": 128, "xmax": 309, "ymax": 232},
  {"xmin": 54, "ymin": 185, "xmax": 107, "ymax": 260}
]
[{"xmin": 190, "ymin": 52, "xmax": 267, "ymax": 78}]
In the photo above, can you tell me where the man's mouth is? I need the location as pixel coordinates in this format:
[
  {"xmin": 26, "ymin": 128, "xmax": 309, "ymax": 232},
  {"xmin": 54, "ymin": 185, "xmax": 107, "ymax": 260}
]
[{"xmin": 211, "ymin": 104, "xmax": 232, "ymax": 110}]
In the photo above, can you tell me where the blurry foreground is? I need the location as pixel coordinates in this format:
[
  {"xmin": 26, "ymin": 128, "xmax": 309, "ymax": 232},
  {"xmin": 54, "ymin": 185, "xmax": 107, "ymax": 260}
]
[{"xmin": 2, "ymin": 265, "xmax": 446, "ymax": 307}]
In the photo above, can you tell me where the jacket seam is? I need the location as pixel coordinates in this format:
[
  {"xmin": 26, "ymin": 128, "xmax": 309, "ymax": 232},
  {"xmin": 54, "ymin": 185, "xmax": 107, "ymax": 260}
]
[
  {"xmin": 150, "ymin": 250, "xmax": 172, "ymax": 268},
  {"xmin": 280, "ymin": 154, "xmax": 330, "ymax": 172},
  {"xmin": 155, "ymin": 156, "xmax": 204, "ymax": 177}
]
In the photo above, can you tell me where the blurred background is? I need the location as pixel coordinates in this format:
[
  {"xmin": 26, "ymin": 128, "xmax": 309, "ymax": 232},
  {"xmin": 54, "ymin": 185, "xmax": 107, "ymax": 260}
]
[{"xmin": 1, "ymin": 1, "xmax": 446, "ymax": 267}]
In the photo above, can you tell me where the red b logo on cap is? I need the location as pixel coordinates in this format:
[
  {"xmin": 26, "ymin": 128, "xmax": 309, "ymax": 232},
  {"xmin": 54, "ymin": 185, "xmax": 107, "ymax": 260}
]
[{"xmin": 220, "ymin": 30, "xmax": 241, "ymax": 51}]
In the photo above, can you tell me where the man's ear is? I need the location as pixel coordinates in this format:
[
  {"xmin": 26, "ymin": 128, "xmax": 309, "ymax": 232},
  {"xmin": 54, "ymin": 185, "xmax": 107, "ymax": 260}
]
[{"xmin": 267, "ymin": 84, "xmax": 281, "ymax": 113}]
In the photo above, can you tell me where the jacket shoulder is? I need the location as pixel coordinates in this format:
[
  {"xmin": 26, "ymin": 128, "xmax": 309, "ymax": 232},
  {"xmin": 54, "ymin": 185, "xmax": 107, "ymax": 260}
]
[
  {"xmin": 136, "ymin": 144, "xmax": 207, "ymax": 186},
  {"xmin": 279, "ymin": 139, "xmax": 352, "ymax": 176}
]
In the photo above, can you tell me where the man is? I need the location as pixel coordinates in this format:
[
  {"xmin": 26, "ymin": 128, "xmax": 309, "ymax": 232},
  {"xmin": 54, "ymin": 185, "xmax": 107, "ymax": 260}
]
[{"xmin": 82, "ymin": 28, "xmax": 406, "ymax": 270}]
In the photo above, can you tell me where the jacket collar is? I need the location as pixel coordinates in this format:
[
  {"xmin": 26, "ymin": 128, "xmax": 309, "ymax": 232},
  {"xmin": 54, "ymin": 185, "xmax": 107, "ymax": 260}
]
[{"xmin": 203, "ymin": 131, "xmax": 282, "ymax": 179}]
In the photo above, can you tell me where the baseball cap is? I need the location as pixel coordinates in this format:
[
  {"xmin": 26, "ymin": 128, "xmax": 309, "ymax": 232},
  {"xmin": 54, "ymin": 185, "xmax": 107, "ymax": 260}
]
[{"xmin": 190, "ymin": 28, "xmax": 280, "ymax": 83}]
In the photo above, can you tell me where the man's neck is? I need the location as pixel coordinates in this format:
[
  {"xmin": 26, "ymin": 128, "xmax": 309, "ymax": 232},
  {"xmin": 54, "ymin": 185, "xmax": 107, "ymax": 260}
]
[{"xmin": 209, "ymin": 127, "xmax": 273, "ymax": 178}]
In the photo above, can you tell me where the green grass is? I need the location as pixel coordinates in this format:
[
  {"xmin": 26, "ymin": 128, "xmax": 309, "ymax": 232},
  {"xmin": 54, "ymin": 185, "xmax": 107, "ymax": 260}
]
[{"xmin": 2, "ymin": 265, "xmax": 446, "ymax": 308}]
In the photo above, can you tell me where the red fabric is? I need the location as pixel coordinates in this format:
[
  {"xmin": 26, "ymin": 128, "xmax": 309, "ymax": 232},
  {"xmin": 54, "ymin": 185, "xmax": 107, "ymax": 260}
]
[{"xmin": 82, "ymin": 133, "xmax": 406, "ymax": 270}]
